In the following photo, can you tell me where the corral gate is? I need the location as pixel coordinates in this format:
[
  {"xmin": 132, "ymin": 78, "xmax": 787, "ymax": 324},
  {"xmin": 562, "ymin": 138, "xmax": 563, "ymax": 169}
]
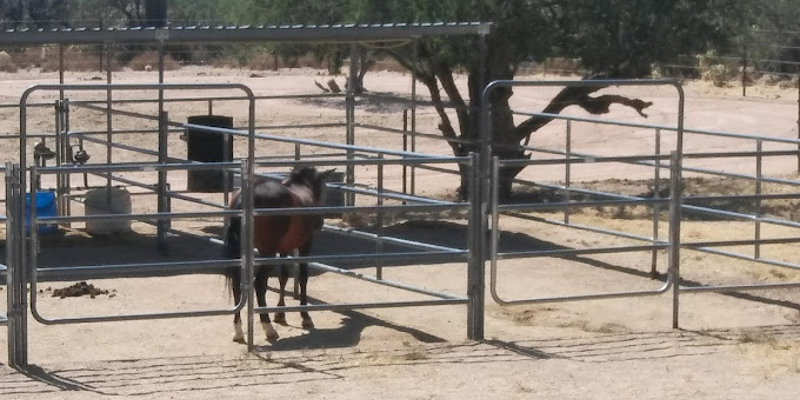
[
  {"xmin": 483, "ymin": 79, "xmax": 800, "ymax": 334},
  {"xmin": 4, "ymin": 81, "xmax": 482, "ymax": 368}
]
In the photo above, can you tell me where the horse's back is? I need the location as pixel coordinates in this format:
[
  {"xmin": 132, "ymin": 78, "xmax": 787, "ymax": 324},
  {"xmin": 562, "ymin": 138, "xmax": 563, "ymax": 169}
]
[{"xmin": 225, "ymin": 175, "xmax": 323, "ymax": 258}]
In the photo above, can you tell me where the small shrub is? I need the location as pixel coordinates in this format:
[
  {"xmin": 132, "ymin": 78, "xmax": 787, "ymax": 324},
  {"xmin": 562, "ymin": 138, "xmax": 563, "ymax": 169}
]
[{"xmin": 0, "ymin": 51, "xmax": 17, "ymax": 72}]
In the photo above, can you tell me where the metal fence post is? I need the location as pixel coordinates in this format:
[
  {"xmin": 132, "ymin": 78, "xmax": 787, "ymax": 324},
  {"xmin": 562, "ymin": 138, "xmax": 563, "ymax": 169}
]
[
  {"xmin": 467, "ymin": 152, "xmax": 485, "ymax": 340},
  {"xmin": 669, "ymin": 151, "xmax": 683, "ymax": 329},
  {"xmin": 6, "ymin": 163, "xmax": 27, "ymax": 367},
  {"xmin": 651, "ymin": 128, "xmax": 662, "ymax": 278},
  {"xmin": 157, "ymin": 110, "xmax": 169, "ymax": 254},
  {"xmin": 755, "ymin": 139, "xmax": 762, "ymax": 259},
  {"xmin": 239, "ymin": 160, "xmax": 256, "ymax": 352}
]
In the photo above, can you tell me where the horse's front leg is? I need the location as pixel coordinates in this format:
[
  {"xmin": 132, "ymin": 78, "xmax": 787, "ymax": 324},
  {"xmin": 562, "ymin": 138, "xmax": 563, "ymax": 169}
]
[
  {"xmin": 254, "ymin": 267, "xmax": 279, "ymax": 342},
  {"xmin": 298, "ymin": 242, "xmax": 314, "ymax": 330},
  {"xmin": 273, "ymin": 263, "xmax": 289, "ymax": 326}
]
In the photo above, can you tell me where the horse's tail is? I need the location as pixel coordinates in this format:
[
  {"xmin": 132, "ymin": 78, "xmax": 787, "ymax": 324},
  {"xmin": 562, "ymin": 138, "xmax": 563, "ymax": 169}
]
[{"xmin": 224, "ymin": 190, "xmax": 243, "ymax": 289}]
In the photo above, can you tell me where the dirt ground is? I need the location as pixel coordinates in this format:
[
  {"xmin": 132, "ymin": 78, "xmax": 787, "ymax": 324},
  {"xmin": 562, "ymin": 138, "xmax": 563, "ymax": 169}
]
[{"xmin": 0, "ymin": 66, "xmax": 800, "ymax": 399}]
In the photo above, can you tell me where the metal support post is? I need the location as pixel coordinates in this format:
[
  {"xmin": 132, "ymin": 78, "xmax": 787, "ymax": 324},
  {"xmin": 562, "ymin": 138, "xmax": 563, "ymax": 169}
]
[
  {"xmin": 240, "ymin": 161, "xmax": 255, "ymax": 351},
  {"xmin": 157, "ymin": 111, "xmax": 169, "ymax": 254},
  {"xmin": 376, "ymin": 153, "xmax": 385, "ymax": 280},
  {"xmin": 669, "ymin": 151, "xmax": 683, "ymax": 329},
  {"xmin": 467, "ymin": 32, "xmax": 490, "ymax": 341},
  {"xmin": 564, "ymin": 120, "xmax": 572, "ymax": 223},
  {"xmin": 467, "ymin": 152, "xmax": 485, "ymax": 340},
  {"xmin": 6, "ymin": 164, "xmax": 27, "ymax": 367},
  {"xmin": 345, "ymin": 43, "xmax": 358, "ymax": 207},
  {"xmin": 105, "ymin": 44, "xmax": 113, "ymax": 189},
  {"xmin": 755, "ymin": 140, "xmax": 762, "ymax": 259},
  {"xmin": 651, "ymin": 128, "xmax": 662, "ymax": 277},
  {"xmin": 410, "ymin": 38, "xmax": 418, "ymax": 197}
]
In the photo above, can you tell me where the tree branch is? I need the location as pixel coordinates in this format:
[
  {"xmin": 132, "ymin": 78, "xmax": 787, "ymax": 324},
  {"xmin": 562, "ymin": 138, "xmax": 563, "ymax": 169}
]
[
  {"xmin": 513, "ymin": 85, "xmax": 652, "ymax": 142},
  {"xmin": 434, "ymin": 63, "xmax": 471, "ymax": 141},
  {"xmin": 418, "ymin": 75, "xmax": 463, "ymax": 156}
]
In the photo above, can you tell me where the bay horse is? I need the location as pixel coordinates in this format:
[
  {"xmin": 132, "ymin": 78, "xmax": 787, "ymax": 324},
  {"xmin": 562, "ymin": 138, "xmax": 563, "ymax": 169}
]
[{"xmin": 224, "ymin": 166, "xmax": 331, "ymax": 342}]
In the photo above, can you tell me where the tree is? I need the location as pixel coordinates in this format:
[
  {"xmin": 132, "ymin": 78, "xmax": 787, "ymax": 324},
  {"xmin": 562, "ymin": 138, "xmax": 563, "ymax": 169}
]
[
  {"xmin": 0, "ymin": 0, "xmax": 70, "ymax": 29},
  {"xmin": 230, "ymin": 0, "xmax": 763, "ymax": 198},
  {"xmin": 0, "ymin": 0, "xmax": 25, "ymax": 30}
]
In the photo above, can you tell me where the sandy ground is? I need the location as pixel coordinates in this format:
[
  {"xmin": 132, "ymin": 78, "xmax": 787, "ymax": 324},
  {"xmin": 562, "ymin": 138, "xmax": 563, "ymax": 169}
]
[{"xmin": 0, "ymin": 66, "xmax": 799, "ymax": 399}]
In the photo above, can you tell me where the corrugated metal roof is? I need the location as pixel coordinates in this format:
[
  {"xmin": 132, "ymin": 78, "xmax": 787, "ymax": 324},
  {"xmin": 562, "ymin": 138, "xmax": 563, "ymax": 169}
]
[{"xmin": 0, "ymin": 22, "xmax": 491, "ymax": 45}]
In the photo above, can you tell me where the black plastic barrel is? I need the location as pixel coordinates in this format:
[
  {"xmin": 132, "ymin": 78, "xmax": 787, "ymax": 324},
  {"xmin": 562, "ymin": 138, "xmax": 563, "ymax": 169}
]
[{"xmin": 186, "ymin": 115, "xmax": 234, "ymax": 192}]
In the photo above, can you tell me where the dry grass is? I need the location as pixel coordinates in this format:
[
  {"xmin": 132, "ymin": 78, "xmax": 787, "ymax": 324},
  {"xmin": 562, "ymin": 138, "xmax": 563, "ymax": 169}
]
[
  {"xmin": 370, "ymin": 57, "xmax": 406, "ymax": 73},
  {"xmin": 244, "ymin": 53, "xmax": 280, "ymax": 70},
  {"xmin": 40, "ymin": 46, "xmax": 121, "ymax": 72}
]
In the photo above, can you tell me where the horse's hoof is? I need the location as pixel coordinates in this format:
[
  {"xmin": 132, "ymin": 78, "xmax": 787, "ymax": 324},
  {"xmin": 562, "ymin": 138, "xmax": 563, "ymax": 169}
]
[
  {"xmin": 233, "ymin": 322, "xmax": 244, "ymax": 343},
  {"xmin": 273, "ymin": 312, "xmax": 287, "ymax": 326},
  {"xmin": 262, "ymin": 322, "xmax": 280, "ymax": 342},
  {"xmin": 302, "ymin": 319, "xmax": 315, "ymax": 330}
]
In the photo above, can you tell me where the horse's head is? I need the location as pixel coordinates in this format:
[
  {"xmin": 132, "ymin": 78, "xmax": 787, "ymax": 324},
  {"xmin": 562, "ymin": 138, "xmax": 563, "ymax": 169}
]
[{"xmin": 283, "ymin": 166, "xmax": 335, "ymax": 205}]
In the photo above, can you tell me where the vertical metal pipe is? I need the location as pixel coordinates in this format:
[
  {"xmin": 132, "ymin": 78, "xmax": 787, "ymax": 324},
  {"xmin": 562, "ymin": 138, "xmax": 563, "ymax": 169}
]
[
  {"xmin": 670, "ymin": 81, "xmax": 685, "ymax": 329},
  {"xmin": 6, "ymin": 163, "xmax": 27, "ymax": 367},
  {"xmin": 28, "ymin": 167, "xmax": 42, "ymax": 355},
  {"xmin": 54, "ymin": 100, "xmax": 63, "ymax": 216},
  {"xmin": 157, "ymin": 111, "xmax": 169, "ymax": 254},
  {"xmin": 245, "ymin": 85, "xmax": 256, "ymax": 352},
  {"xmin": 345, "ymin": 44, "xmax": 358, "ymax": 207},
  {"xmin": 564, "ymin": 120, "xmax": 572, "ymax": 224},
  {"xmin": 755, "ymin": 140, "xmax": 762, "ymax": 259},
  {"xmin": 669, "ymin": 151, "xmax": 682, "ymax": 329},
  {"xmin": 105, "ymin": 45, "xmax": 113, "ymax": 190},
  {"xmin": 410, "ymin": 38, "xmax": 418, "ymax": 197},
  {"xmin": 651, "ymin": 128, "xmax": 662, "ymax": 277},
  {"xmin": 467, "ymin": 32, "xmax": 489, "ymax": 341},
  {"xmin": 467, "ymin": 152, "xmax": 484, "ymax": 340},
  {"xmin": 489, "ymin": 156, "xmax": 500, "ymax": 301},
  {"xmin": 376, "ymin": 153, "xmax": 384, "ymax": 280},
  {"xmin": 59, "ymin": 44, "xmax": 64, "ymax": 101},
  {"xmin": 292, "ymin": 142, "xmax": 302, "ymax": 295},
  {"xmin": 5, "ymin": 163, "xmax": 13, "ymax": 364},
  {"xmin": 240, "ymin": 161, "xmax": 255, "ymax": 351},
  {"xmin": 402, "ymin": 109, "xmax": 408, "ymax": 200}
]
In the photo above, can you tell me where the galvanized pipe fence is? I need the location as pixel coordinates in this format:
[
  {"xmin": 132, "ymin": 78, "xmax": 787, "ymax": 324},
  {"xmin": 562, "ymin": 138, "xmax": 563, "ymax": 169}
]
[
  {"xmin": 484, "ymin": 79, "xmax": 800, "ymax": 330},
  {"xmin": 4, "ymin": 78, "xmax": 800, "ymax": 369},
  {"xmin": 3, "ymin": 82, "xmax": 482, "ymax": 366}
]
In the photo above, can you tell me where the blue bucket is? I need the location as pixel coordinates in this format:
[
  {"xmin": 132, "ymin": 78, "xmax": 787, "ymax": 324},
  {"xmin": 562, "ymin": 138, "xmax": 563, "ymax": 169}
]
[{"xmin": 25, "ymin": 191, "xmax": 59, "ymax": 234}]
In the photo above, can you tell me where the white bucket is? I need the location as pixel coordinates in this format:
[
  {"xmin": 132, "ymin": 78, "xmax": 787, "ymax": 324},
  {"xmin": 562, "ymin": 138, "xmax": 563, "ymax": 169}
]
[{"xmin": 84, "ymin": 187, "xmax": 132, "ymax": 235}]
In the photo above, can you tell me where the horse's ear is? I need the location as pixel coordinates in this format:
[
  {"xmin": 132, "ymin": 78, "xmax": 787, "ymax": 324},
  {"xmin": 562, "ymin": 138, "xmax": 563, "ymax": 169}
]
[{"xmin": 319, "ymin": 168, "xmax": 336, "ymax": 180}]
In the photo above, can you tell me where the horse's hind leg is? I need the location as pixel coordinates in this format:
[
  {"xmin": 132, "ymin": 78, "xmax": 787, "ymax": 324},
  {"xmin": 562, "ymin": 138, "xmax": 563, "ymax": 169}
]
[
  {"xmin": 273, "ymin": 264, "xmax": 289, "ymax": 325},
  {"xmin": 254, "ymin": 267, "xmax": 279, "ymax": 341},
  {"xmin": 231, "ymin": 273, "xmax": 245, "ymax": 343}
]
